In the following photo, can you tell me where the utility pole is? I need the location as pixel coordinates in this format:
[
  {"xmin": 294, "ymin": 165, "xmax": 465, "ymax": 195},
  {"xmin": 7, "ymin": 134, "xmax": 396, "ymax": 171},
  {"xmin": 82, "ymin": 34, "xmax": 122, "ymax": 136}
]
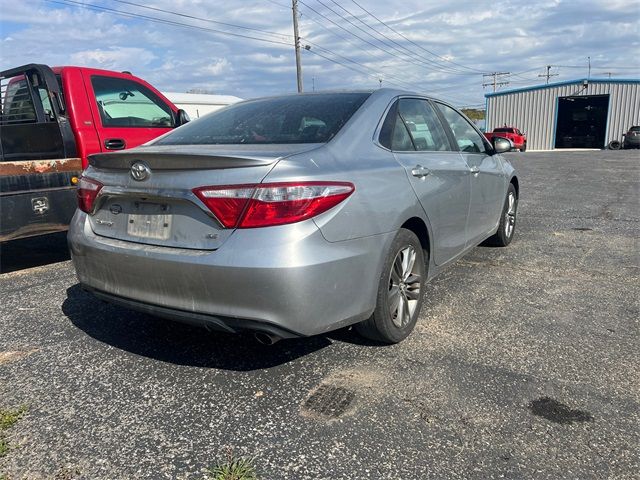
[
  {"xmin": 538, "ymin": 65, "xmax": 558, "ymax": 84},
  {"xmin": 482, "ymin": 72, "xmax": 510, "ymax": 92},
  {"xmin": 291, "ymin": 0, "xmax": 303, "ymax": 93},
  {"xmin": 587, "ymin": 56, "xmax": 591, "ymax": 79}
]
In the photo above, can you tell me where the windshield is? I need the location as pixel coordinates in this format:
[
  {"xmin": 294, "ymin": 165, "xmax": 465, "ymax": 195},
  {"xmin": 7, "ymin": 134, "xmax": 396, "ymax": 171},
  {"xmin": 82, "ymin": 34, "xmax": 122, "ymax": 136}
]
[{"xmin": 154, "ymin": 92, "xmax": 370, "ymax": 145}]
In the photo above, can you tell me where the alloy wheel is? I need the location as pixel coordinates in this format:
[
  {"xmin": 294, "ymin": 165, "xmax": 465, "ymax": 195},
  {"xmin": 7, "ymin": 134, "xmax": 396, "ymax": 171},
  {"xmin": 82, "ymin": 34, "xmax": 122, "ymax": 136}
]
[
  {"xmin": 388, "ymin": 245, "xmax": 421, "ymax": 328},
  {"xmin": 505, "ymin": 192, "xmax": 517, "ymax": 238}
]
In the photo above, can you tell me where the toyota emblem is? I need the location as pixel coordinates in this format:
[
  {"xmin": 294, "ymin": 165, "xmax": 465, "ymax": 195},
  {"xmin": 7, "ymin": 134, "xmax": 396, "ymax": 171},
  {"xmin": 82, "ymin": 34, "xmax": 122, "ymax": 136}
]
[{"xmin": 130, "ymin": 161, "xmax": 151, "ymax": 181}]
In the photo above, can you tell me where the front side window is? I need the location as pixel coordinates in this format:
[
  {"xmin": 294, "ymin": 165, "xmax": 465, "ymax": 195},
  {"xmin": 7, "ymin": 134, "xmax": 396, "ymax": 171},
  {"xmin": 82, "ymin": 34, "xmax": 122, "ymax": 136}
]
[
  {"xmin": 155, "ymin": 92, "xmax": 370, "ymax": 145},
  {"xmin": 436, "ymin": 103, "xmax": 488, "ymax": 154},
  {"xmin": 91, "ymin": 76, "xmax": 174, "ymax": 128}
]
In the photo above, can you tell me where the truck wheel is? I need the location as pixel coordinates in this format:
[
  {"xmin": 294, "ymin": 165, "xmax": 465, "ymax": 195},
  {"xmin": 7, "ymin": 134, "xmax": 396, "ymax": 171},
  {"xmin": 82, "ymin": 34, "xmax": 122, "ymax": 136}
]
[
  {"xmin": 356, "ymin": 229, "xmax": 426, "ymax": 344},
  {"xmin": 487, "ymin": 183, "xmax": 517, "ymax": 247},
  {"xmin": 608, "ymin": 140, "xmax": 621, "ymax": 150}
]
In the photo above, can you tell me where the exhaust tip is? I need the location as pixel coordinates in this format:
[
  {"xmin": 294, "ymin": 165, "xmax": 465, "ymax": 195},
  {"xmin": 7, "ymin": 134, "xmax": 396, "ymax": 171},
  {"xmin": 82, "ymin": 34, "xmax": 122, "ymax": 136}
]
[{"xmin": 254, "ymin": 332, "xmax": 281, "ymax": 345}]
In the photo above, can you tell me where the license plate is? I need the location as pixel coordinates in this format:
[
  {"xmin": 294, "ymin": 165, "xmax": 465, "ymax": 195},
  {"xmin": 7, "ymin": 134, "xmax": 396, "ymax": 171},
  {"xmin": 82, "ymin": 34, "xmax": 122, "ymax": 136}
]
[{"xmin": 127, "ymin": 203, "xmax": 172, "ymax": 240}]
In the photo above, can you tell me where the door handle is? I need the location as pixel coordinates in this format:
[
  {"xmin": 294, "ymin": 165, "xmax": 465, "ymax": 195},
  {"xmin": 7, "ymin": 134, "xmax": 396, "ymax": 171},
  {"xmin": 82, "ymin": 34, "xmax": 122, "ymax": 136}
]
[
  {"xmin": 469, "ymin": 166, "xmax": 480, "ymax": 175},
  {"xmin": 104, "ymin": 138, "xmax": 126, "ymax": 150},
  {"xmin": 411, "ymin": 165, "xmax": 431, "ymax": 178}
]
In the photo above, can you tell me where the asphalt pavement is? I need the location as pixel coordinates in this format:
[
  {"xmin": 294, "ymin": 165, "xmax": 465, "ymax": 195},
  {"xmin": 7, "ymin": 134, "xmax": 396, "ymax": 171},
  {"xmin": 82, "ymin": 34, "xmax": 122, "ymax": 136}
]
[{"xmin": 1, "ymin": 150, "xmax": 638, "ymax": 479}]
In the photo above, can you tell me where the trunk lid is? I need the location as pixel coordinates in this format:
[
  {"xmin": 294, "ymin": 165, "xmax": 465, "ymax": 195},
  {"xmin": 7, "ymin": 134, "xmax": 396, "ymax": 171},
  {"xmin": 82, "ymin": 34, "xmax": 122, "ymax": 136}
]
[{"xmin": 85, "ymin": 144, "xmax": 320, "ymax": 250}]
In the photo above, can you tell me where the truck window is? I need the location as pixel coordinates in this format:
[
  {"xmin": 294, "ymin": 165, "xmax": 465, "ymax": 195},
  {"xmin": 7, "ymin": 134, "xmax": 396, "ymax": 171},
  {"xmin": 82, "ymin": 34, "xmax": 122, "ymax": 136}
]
[
  {"xmin": 90, "ymin": 75, "xmax": 174, "ymax": 128},
  {"xmin": 1, "ymin": 77, "xmax": 37, "ymax": 124}
]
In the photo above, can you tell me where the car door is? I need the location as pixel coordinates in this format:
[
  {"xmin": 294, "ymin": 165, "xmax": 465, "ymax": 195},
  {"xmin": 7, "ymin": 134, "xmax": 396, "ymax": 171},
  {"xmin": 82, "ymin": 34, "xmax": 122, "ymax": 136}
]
[
  {"xmin": 380, "ymin": 98, "xmax": 471, "ymax": 265},
  {"xmin": 83, "ymin": 72, "xmax": 175, "ymax": 153},
  {"xmin": 434, "ymin": 102, "xmax": 505, "ymax": 247}
]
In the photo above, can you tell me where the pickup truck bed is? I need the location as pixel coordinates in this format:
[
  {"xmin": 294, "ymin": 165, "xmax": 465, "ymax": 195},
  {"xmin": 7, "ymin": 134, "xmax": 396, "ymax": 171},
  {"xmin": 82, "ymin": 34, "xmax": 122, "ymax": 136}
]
[{"xmin": 0, "ymin": 158, "xmax": 81, "ymax": 241}]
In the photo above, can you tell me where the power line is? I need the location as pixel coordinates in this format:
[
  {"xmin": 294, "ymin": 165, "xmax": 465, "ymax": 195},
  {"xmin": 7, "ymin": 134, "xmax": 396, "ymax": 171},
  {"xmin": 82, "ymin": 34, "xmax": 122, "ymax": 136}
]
[
  {"xmin": 111, "ymin": 0, "xmax": 293, "ymax": 41},
  {"xmin": 46, "ymin": 0, "xmax": 461, "ymax": 95},
  {"xmin": 482, "ymin": 72, "xmax": 510, "ymax": 92},
  {"xmin": 44, "ymin": 0, "xmax": 292, "ymax": 47},
  {"xmin": 326, "ymin": 0, "xmax": 475, "ymax": 76},
  {"xmin": 298, "ymin": 0, "xmax": 475, "ymax": 77},
  {"xmin": 538, "ymin": 65, "xmax": 558, "ymax": 84},
  {"xmin": 347, "ymin": 0, "xmax": 486, "ymax": 74},
  {"xmin": 303, "ymin": 48, "xmax": 417, "ymax": 90},
  {"xmin": 302, "ymin": 40, "xmax": 435, "ymax": 91}
]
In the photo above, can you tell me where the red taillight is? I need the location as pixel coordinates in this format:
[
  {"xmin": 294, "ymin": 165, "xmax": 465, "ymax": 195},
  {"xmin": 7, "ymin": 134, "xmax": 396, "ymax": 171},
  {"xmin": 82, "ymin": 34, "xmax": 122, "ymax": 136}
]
[
  {"xmin": 193, "ymin": 182, "xmax": 354, "ymax": 229},
  {"xmin": 77, "ymin": 176, "xmax": 103, "ymax": 213}
]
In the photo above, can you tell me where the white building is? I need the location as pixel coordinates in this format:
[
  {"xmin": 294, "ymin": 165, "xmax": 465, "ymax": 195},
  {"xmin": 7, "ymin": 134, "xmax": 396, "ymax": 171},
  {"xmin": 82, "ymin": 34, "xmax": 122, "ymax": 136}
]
[
  {"xmin": 485, "ymin": 79, "xmax": 640, "ymax": 150},
  {"xmin": 162, "ymin": 92, "xmax": 242, "ymax": 119}
]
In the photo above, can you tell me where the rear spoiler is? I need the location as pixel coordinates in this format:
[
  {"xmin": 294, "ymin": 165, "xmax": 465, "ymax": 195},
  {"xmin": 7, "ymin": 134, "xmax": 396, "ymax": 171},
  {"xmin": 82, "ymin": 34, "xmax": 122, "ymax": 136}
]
[{"xmin": 88, "ymin": 151, "xmax": 278, "ymax": 170}]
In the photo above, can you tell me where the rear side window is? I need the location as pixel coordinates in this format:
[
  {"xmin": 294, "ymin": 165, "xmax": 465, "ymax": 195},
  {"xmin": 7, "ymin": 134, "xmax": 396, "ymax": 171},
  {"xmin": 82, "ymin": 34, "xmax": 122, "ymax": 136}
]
[
  {"xmin": 436, "ymin": 102, "xmax": 488, "ymax": 154},
  {"xmin": 398, "ymin": 99, "xmax": 450, "ymax": 151},
  {"xmin": 1, "ymin": 77, "xmax": 36, "ymax": 124},
  {"xmin": 379, "ymin": 99, "xmax": 450, "ymax": 152},
  {"xmin": 155, "ymin": 92, "xmax": 370, "ymax": 145},
  {"xmin": 379, "ymin": 101, "xmax": 413, "ymax": 151},
  {"xmin": 91, "ymin": 76, "xmax": 174, "ymax": 128}
]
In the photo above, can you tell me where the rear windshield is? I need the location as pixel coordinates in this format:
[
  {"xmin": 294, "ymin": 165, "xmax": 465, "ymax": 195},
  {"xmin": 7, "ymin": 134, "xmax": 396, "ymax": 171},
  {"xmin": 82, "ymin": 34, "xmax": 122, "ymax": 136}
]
[
  {"xmin": 630, "ymin": 126, "xmax": 640, "ymax": 132},
  {"xmin": 494, "ymin": 127, "xmax": 514, "ymax": 133},
  {"xmin": 155, "ymin": 92, "xmax": 370, "ymax": 145}
]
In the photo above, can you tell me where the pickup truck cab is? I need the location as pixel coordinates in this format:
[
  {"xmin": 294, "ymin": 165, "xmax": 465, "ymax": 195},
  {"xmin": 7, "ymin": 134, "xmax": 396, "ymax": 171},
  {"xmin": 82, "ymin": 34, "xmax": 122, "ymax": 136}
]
[
  {"xmin": 0, "ymin": 64, "xmax": 188, "ymax": 241},
  {"xmin": 484, "ymin": 127, "xmax": 527, "ymax": 152}
]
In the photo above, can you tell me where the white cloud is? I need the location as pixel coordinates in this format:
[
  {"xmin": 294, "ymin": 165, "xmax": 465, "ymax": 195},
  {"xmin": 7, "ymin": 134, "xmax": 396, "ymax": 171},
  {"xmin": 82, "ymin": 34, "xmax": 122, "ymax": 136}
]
[
  {"xmin": 0, "ymin": 0, "xmax": 637, "ymax": 105},
  {"xmin": 70, "ymin": 47, "xmax": 157, "ymax": 70},
  {"xmin": 200, "ymin": 58, "xmax": 232, "ymax": 76}
]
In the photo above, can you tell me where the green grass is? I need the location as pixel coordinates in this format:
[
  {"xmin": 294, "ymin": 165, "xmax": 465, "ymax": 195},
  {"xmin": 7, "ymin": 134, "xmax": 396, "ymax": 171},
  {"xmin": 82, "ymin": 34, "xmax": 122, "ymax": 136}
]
[
  {"xmin": 0, "ymin": 406, "xmax": 27, "ymax": 431},
  {"xmin": 204, "ymin": 449, "xmax": 257, "ymax": 480},
  {"xmin": 0, "ymin": 405, "xmax": 28, "ymax": 458},
  {"xmin": 0, "ymin": 437, "xmax": 8, "ymax": 457}
]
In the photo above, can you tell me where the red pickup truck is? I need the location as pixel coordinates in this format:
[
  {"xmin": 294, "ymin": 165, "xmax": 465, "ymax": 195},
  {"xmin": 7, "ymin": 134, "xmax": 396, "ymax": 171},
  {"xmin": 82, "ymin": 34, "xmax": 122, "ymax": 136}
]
[
  {"xmin": 484, "ymin": 127, "xmax": 527, "ymax": 151},
  {"xmin": 0, "ymin": 64, "xmax": 189, "ymax": 241}
]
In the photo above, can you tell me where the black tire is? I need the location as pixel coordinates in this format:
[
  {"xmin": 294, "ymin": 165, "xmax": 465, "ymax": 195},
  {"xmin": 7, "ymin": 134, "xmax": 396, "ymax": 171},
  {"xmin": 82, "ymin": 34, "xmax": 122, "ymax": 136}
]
[
  {"xmin": 356, "ymin": 228, "xmax": 426, "ymax": 344},
  {"xmin": 487, "ymin": 183, "xmax": 518, "ymax": 247},
  {"xmin": 521, "ymin": 142, "xmax": 527, "ymax": 152},
  {"xmin": 608, "ymin": 140, "xmax": 622, "ymax": 150}
]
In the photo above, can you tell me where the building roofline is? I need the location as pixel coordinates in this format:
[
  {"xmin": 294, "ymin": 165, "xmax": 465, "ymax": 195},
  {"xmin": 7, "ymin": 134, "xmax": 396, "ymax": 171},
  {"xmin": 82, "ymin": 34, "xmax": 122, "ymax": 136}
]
[{"xmin": 485, "ymin": 78, "xmax": 640, "ymax": 97}]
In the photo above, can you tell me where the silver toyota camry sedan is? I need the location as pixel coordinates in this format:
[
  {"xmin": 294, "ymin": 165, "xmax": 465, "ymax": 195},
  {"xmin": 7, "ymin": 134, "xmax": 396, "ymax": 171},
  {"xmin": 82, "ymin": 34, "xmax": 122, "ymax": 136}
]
[{"xmin": 68, "ymin": 89, "xmax": 518, "ymax": 344}]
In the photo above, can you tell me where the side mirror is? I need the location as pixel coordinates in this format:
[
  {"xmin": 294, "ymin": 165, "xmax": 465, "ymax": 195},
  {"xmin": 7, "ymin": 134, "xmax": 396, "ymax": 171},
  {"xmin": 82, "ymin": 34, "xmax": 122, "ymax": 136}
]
[
  {"xmin": 492, "ymin": 136, "xmax": 514, "ymax": 154},
  {"xmin": 175, "ymin": 109, "xmax": 190, "ymax": 127}
]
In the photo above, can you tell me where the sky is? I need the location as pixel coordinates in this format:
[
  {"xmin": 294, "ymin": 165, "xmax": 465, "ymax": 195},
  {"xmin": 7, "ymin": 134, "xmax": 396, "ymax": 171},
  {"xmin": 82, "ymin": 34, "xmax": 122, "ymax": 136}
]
[{"xmin": 1, "ymin": 0, "xmax": 639, "ymax": 107}]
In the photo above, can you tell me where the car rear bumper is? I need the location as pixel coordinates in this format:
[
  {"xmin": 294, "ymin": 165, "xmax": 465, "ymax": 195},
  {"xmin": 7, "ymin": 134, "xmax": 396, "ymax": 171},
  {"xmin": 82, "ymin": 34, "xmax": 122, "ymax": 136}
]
[{"xmin": 68, "ymin": 211, "xmax": 393, "ymax": 337}]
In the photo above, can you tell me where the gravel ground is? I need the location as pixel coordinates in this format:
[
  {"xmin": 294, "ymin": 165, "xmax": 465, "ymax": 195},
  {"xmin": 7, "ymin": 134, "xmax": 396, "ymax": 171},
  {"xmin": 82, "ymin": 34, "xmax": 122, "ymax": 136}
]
[{"xmin": 1, "ymin": 150, "xmax": 638, "ymax": 479}]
